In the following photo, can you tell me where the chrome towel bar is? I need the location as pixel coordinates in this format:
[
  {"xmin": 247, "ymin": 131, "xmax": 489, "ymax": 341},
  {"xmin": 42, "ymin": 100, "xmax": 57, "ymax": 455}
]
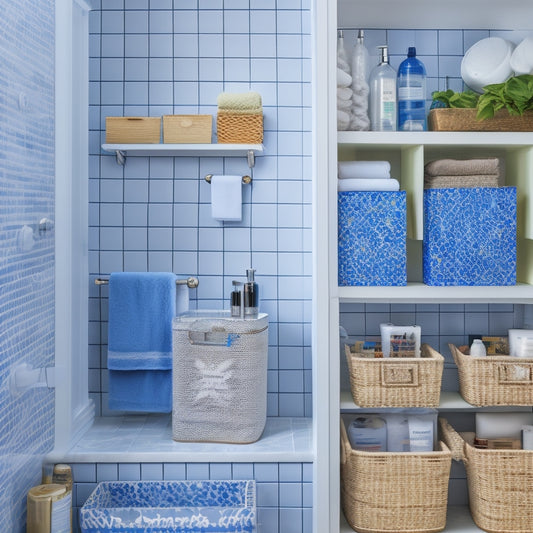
[{"xmin": 94, "ymin": 276, "xmax": 199, "ymax": 289}]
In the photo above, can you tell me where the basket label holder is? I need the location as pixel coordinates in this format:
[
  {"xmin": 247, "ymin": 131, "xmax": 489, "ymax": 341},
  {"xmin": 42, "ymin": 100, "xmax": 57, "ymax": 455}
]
[
  {"xmin": 381, "ymin": 364, "xmax": 419, "ymax": 387},
  {"xmin": 497, "ymin": 363, "xmax": 533, "ymax": 384}
]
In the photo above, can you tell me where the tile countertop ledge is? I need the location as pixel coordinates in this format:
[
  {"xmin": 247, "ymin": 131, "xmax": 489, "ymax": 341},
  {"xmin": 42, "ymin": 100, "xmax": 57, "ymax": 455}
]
[{"xmin": 46, "ymin": 416, "xmax": 313, "ymax": 464}]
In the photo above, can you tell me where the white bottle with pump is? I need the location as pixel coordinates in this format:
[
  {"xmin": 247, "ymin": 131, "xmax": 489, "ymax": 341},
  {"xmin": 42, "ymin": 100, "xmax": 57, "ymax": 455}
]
[{"xmin": 369, "ymin": 45, "xmax": 397, "ymax": 131}]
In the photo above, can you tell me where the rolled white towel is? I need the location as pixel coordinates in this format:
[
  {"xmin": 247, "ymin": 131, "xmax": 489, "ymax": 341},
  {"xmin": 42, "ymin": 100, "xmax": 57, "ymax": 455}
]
[
  {"xmin": 337, "ymin": 109, "xmax": 350, "ymax": 131},
  {"xmin": 337, "ymin": 98, "xmax": 352, "ymax": 112},
  {"xmin": 338, "ymin": 178, "xmax": 400, "ymax": 192},
  {"xmin": 337, "ymin": 87, "xmax": 353, "ymax": 100},
  {"xmin": 338, "ymin": 160, "xmax": 391, "ymax": 179},
  {"xmin": 349, "ymin": 113, "xmax": 370, "ymax": 132},
  {"xmin": 337, "ymin": 68, "xmax": 352, "ymax": 88},
  {"xmin": 337, "ymin": 55, "xmax": 351, "ymax": 73}
]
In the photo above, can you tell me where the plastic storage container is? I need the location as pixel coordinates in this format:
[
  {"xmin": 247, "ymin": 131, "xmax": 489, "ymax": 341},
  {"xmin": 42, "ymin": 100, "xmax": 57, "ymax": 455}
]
[
  {"xmin": 397, "ymin": 47, "xmax": 427, "ymax": 131},
  {"xmin": 172, "ymin": 310, "xmax": 268, "ymax": 443},
  {"xmin": 338, "ymin": 190, "xmax": 407, "ymax": 286},
  {"xmin": 79, "ymin": 480, "xmax": 256, "ymax": 533}
]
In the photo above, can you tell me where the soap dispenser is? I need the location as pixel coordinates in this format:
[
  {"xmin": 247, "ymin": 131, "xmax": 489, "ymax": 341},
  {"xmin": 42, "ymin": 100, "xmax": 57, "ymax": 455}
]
[
  {"xmin": 231, "ymin": 280, "xmax": 242, "ymax": 318},
  {"xmin": 369, "ymin": 45, "xmax": 397, "ymax": 131},
  {"xmin": 243, "ymin": 268, "xmax": 259, "ymax": 318}
]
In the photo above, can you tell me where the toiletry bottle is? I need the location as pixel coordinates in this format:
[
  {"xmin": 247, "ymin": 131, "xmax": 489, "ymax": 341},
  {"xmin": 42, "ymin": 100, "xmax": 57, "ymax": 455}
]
[
  {"xmin": 231, "ymin": 280, "xmax": 242, "ymax": 318},
  {"xmin": 397, "ymin": 47, "xmax": 427, "ymax": 131},
  {"xmin": 243, "ymin": 268, "xmax": 259, "ymax": 318},
  {"xmin": 369, "ymin": 45, "xmax": 397, "ymax": 131}
]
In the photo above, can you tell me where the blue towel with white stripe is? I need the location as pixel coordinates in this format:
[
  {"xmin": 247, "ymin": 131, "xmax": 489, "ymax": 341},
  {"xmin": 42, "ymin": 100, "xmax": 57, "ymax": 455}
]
[{"xmin": 107, "ymin": 272, "xmax": 176, "ymax": 412}]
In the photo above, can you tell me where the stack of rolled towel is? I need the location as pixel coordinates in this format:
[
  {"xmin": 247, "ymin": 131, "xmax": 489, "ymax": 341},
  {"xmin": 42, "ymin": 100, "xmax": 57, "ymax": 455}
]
[
  {"xmin": 337, "ymin": 31, "xmax": 353, "ymax": 131},
  {"xmin": 216, "ymin": 91, "xmax": 263, "ymax": 143},
  {"xmin": 338, "ymin": 160, "xmax": 400, "ymax": 191},
  {"xmin": 424, "ymin": 158, "xmax": 502, "ymax": 189}
]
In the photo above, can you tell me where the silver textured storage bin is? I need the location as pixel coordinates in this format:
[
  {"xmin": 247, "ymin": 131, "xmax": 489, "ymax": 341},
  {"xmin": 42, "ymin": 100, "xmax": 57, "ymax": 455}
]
[{"xmin": 172, "ymin": 310, "xmax": 268, "ymax": 443}]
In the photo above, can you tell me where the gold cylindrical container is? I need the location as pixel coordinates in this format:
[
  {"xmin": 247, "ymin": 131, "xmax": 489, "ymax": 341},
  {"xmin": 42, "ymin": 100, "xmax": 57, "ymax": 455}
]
[
  {"xmin": 52, "ymin": 464, "xmax": 73, "ymax": 493},
  {"xmin": 27, "ymin": 484, "xmax": 68, "ymax": 533}
]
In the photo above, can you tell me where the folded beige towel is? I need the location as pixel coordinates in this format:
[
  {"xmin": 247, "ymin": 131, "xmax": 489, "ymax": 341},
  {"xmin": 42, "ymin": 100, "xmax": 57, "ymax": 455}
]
[
  {"xmin": 424, "ymin": 174, "xmax": 499, "ymax": 189},
  {"xmin": 217, "ymin": 91, "xmax": 262, "ymax": 113},
  {"xmin": 424, "ymin": 158, "xmax": 500, "ymax": 177}
]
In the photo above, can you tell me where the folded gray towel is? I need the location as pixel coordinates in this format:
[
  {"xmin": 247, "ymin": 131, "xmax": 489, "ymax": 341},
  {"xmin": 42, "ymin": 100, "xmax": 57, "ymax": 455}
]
[
  {"xmin": 424, "ymin": 174, "xmax": 499, "ymax": 189},
  {"xmin": 424, "ymin": 158, "xmax": 500, "ymax": 177}
]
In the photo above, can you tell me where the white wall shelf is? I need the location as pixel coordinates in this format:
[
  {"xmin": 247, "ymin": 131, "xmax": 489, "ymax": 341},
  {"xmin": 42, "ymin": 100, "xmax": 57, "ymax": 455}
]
[{"xmin": 101, "ymin": 143, "xmax": 264, "ymax": 166}]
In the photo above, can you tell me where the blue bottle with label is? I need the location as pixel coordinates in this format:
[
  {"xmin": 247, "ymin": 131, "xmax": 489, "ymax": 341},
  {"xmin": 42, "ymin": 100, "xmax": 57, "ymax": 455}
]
[{"xmin": 397, "ymin": 47, "xmax": 427, "ymax": 131}]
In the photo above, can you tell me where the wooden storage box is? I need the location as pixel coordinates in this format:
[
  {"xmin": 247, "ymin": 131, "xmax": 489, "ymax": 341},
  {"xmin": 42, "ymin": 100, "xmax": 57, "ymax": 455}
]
[
  {"xmin": 449, "ymin": 343, "xmax": 533, "ymax": 406},
  {"xmin": 428, "ymin": 108, "xmax": 533, "ymax": 132},
  {"xmin": 105, "ymin": 117, "xmax": 161, "ymax": 144},
  {"xmin": 163, "ymin": 115, "xmax": 212, "ymax": 144},
  {"xmin": 440, "ymin": 418, "xmax": 533, "ymax": 533},
  {"xmin": 345, "ymin": 343, "xmax": 444, "ymax": 407},
  {"xmin": 341, "ymin": 417, "xmax": 452, "ymax": 533}
]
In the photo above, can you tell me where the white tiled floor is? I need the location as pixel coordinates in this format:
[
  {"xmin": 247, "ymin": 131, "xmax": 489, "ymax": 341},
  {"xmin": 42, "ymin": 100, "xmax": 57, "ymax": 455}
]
[{"xmin": 50, "ymin": 416, "xmax": 313, "ymax": 463}]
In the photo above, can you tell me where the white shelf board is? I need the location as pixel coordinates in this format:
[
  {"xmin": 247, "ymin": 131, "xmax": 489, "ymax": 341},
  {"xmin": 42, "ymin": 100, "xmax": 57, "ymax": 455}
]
[
  {"xmin": 340, "ymin": 506, "xmax": 483, "ymax": 532},
  {"xmin": 102, "ymin": 143, "xmax": 264, "ymax": 158},
  {"xmin": 45, "ymin": 415, "xmax": 313, "ymax": 464},
  {"xmin": 338, "ymin": 131, "xmax": 533, "ymax": 148},
  {"xmin": 340, "ymin": 390, "xmax": 533, "ymax": 412},
  {"xmin": 337, "ymin": 283, "xmax": 533, "ymax": 304}
]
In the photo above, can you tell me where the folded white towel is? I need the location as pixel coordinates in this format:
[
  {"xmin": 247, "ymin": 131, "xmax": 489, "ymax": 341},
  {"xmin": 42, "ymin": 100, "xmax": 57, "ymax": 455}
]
[
  {"xmin": 338, "ymin": 160, "xmax": 391, "ymax": 179},
  {"xmin": 337, "ymin": 68, "xmax": 352, "ymax": 88},
  {"xmin": 338, "ymin": 178, "xmax": 400, "ymax": 192},
  {"xmin": 337, "ymin": 109, "xmax": 350, "ymax": 131}
]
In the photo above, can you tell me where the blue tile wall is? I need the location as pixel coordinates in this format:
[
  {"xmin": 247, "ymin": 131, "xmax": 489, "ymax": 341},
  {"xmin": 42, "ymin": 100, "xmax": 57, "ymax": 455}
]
[
  {"xmin": 88, "ymin": 2, "xmax": 313, "ymax": 420},
  {"xmin": 0, "ymin": 1, "xmax": 55, "ymax": 531},
  {"xmin": 70, "ymin": 461, "xmax": 312, "ymax": 533}
]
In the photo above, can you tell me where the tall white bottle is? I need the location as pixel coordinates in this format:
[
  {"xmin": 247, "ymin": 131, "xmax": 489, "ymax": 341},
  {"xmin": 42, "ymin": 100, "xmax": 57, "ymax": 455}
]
[{"xmin": 369, "ymin": 45, "xmax": 397, "ymax": 131}]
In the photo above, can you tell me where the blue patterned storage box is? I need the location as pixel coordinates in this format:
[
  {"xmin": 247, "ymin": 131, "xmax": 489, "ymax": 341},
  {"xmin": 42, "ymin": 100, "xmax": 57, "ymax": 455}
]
[
  {"xmin": 338, "ymin": 191, "xmax": 407, "ymax": 286},
  {"xmin": 80, "ymin": 480, "xmax": 256, "ymax": 533},
  {"xmin": 423, "ymin": 187, "xmax": 516, "ymax": 286}
]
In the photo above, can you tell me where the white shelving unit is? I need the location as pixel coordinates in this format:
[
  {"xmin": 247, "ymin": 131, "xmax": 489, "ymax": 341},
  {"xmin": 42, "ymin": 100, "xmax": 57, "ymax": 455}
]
[{"xmin": 312, "ymin": 2, "xmax": 533, "ymax": 533}]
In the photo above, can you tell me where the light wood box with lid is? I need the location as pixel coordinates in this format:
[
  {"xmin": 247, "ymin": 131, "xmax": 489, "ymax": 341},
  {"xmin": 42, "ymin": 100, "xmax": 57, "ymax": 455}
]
[
  {"xmin": 105, "ymin": 117, "xmax": 161, "ymax": 144},
  {"xmin": 163, "ymin": 115, "xmax": 212, "ymax": 143}
]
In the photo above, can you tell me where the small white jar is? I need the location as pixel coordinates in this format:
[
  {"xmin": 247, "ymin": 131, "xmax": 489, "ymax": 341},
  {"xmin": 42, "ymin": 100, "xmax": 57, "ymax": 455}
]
[{"xmin": 470, "ymin": 339, "xmax": 487, "ymax": 357}]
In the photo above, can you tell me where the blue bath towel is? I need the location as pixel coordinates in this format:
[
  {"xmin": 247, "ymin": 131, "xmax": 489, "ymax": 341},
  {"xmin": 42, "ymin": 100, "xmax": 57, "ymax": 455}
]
[{"xmin": 107, "ymin": 272, "xmax": 176, "ymax": 412}]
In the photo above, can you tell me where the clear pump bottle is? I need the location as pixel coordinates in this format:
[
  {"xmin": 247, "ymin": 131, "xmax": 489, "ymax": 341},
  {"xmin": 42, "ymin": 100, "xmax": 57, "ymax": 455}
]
[
  {"xmin": 243, "ymin": 269, "xmax": 259, "ymax": 318},
  {"xmin": 369, "ymin": 45, "xmax": 397, "ymax": 131}
]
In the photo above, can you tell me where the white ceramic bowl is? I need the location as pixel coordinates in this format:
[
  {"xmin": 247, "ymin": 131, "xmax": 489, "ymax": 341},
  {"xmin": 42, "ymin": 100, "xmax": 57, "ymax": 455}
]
[
  {"xmin": 461, "ymin": 37, "xmax": 515, "ymax": 93},
  {"xmin": 510, "ymin": 36, "xmax": 533, "ymax": 75}
]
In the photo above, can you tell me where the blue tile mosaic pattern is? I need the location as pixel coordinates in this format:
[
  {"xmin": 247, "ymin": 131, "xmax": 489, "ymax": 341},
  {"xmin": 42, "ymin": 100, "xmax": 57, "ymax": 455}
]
[
  {"xmin": 80, "ymin": 480, "xmax": 256, "ymax": 532},
  {"xmin": 72, "ymin": 462, "xmax": 312, "ymax": 533},
  {"xmin": 423, "ymin": 187, "xmax": 516, "ymax": 286},
  {"xmin": 0, "ymin": 0, "xmax": 55, "ymax": 531},
  {"xmin": 89, "ymin": 1, "xmax": 313, "ymax": 420},
  {"xmin": 338, "ymin": 191, "xmax": 407, "ymax": 286}
]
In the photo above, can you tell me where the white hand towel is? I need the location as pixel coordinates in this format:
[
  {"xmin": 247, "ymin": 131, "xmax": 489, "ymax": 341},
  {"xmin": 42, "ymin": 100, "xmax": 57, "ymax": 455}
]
[
  {"xmin": 338, "ymin": 160, "xmax": 391, "ymax": 179},
  {"xmin": 338, "ymin": 178, "xmax": 400, "ymax": 192},
  {"xmin": 210, "ymin": 175, "xmax": 242, "ymax": 221}
]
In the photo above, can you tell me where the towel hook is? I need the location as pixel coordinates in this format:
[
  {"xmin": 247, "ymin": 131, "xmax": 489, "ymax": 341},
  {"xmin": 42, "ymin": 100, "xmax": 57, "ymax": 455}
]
[{"xmin": 205, "ymin": 174, "xmax": 252, "ymax": 185}]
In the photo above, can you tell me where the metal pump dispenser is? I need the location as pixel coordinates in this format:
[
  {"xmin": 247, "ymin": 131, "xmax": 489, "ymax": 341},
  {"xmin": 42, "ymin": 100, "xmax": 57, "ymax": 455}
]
[{"xmin": 243, "ymin": 268, "xmax": 259, "ymax": 318}]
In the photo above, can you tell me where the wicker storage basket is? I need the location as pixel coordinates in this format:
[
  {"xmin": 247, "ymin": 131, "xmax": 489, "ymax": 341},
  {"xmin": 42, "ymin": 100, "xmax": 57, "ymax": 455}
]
[
  {"xmin": 449, "ymin": 343, "xmax": 533, "ymax": 406},
  {"xmin": 440, "ymin": 418, "xmax": 533, "ymax": 533},
  {"xmin": 428, "ymin": 108, "xmax": 533, "ymax": 132},
  {"xmin": 341, "ymin": 417, "xmax": 452, "ymax": 533},
  {"xmin": 345, "ymin": 344, "xmax": 444, "ymax": 407},
  {"xmin": 216, "ymin": 113, "xmax": 263, "ymax": 143}
]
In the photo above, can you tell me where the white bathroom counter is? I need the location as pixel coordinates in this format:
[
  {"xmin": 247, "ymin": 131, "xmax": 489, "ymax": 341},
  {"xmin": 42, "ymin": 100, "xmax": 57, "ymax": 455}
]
[{"xmin": 47, "ymin": 416, "xmax": 313, "ymax": 464}]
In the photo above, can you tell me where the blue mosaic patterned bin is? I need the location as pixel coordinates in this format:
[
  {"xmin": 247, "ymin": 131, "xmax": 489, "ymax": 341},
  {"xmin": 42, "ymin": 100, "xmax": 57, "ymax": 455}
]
[
  {"xmin": 423, "ymin": 187, "xmax": 516, "ymax": 286},
  {"xmin": 338, "ymin": 191, "xmax": 407, "ymax": 286},
  {"xmin": 80, "ymin": 480, "xmax": 256, "ymax": 533}
]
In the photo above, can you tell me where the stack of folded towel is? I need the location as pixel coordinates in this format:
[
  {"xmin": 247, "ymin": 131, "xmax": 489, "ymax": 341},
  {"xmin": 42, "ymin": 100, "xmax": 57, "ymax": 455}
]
[
  {"xmin": 216, "ymin": 91, "xmax": 263, "ymax": 143},
  {"xmin": 424, "ymin": 158, "xmax": 502, "ymax": 189},
  {"xmin": 338, "ymin": 160, "xmax": 400, "ymax": 191}
]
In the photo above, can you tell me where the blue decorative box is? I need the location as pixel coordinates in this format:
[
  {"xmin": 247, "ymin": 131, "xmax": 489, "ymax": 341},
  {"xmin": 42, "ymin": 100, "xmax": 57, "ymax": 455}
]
[
  {"xmin": 423, "ymin": 187, "xmax": 516, "ymax": 286},
  {"xmin": 338, "ymin": 191, "xmax": 407, "ymax": 286},
  {"xmin": 80, "ymin": 480, "xmax": 256, "ymax": 533}
]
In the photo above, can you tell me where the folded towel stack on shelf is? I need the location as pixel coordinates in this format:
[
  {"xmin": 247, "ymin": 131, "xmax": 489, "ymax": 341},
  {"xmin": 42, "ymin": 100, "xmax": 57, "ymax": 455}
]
[
  {"xmin": 338, "ymin": 160, "xmax": 400, "ymax": 191},
  {"xmin": 424, "ymin": 158, "xmax": 502, "ymax": 189}
]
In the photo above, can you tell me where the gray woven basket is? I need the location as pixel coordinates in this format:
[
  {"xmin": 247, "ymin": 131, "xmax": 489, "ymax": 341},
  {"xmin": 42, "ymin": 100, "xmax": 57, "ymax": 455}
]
[{"xmin": 172, "ymin": 311, "xmax": 268, "ymax": 443}]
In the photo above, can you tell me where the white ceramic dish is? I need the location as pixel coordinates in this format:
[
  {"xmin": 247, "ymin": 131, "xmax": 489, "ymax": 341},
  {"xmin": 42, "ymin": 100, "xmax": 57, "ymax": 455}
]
[
  {"xmin": 510, "ymin": 35, "xmax": 533, "ymax": 75},
  {"xmin": 461, "ymin": 37, "xmax": 515, "ymax": 93}
]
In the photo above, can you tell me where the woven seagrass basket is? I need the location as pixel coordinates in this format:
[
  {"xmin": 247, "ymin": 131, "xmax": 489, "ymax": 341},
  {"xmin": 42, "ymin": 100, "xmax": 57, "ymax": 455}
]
[
  {"xmin": 216, "ymin": 113, "xmax": 263, "ymax": 143},
  {"xmin": 428, "ymin": 108, "xmax": 533, "ymax": 132},
  {"xmin": 341, "ymin": 417, "xmax": 452, "ymax": 533},
  {"xmin": 449, "ymin": 343, "xmax": 533, "ymax": 406},
  {"xmin": 440, "ymin": 418, "xmax": 533, "ymax": 533},
  {"xmin": 345, "ymin": 344, "xmax": 444, "ymax": 407}
]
